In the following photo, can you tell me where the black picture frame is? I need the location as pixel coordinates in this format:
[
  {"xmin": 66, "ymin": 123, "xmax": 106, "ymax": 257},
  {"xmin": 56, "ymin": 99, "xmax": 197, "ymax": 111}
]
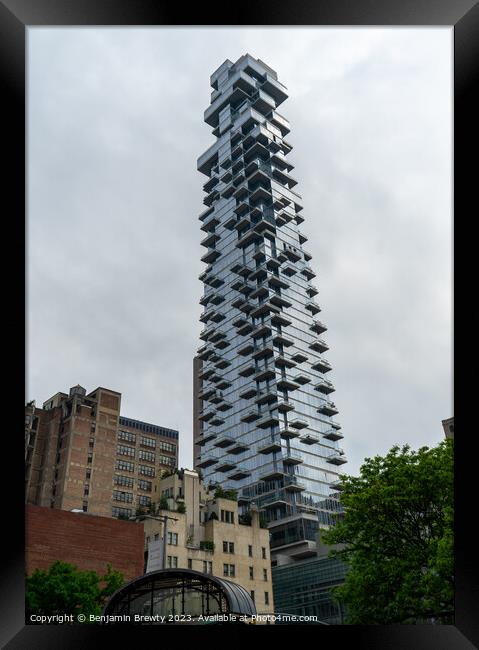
[{"xmin": 2, "ymin": 0, "xmax": 473, "ymax": 647}]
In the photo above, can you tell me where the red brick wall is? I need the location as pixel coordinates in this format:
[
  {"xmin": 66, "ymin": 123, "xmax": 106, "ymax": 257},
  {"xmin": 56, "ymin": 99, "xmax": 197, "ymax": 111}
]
[{"xmin": 25, "ymin": 505, "xmax": 144, "ymax": 582}]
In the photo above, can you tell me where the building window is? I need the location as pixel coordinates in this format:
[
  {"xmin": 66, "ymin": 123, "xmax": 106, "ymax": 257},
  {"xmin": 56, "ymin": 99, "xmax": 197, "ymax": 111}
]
[
  {"xmin": 118, "ymin": 430, "xmax": 136, "ymax": 443},
  {"xmin": 114, "ymin": 475, "xmax": 134, "ymax": 488},
  {"xmin": 222, "ymin": 541, "xmax": 235, "ymax": 554},
  {"xmin": 116, "ymin": 459, "xmax": 135, "ymax": 472},
  {"xmin": 220, "ymin": 509, "xmax": 234, "ymax": 524},
  {"xmin": 249, "ymin": 566, "xmax": 254, "ymax": 579},
  {"xmin": 86, "ymin": 469, "xmax": 91, "ymax": 480},
  {"xmin": 188, "ymin": 559, "xmax": 192, "ymax": 570},
  {"xmin": 203, "ymin": 561, "xmax": 212, "ymax": 574},
  {"xmin": 82, "ymin": 501, "xmax": 88, "ymax": 512},
  {"xmin": 87, "ymin": 454, "xmax": 93, "ymax": 464},
  {"xmin": 159, "ymin": 441, "xmax": 176, "ymax": 454},
  {"xmin": 89, "ymin": 437, "xmax": 95, "ymax": 448},
  {"xmin": 141, "ymin": 436, "xmax": 156, "ymax": 448},
  {"xmin": 112, "ymin": 506, "xmax": 132, "ymax": 519},
  {"xmin": 138, "ymin": 495, "xmax": 151, "ymax": 507},
  {"xmin": 91, "ymin": 423, "xmax": 96, "ymax": 433},
  {"xmin": 139, "ymin": 465, "xmax": 155, "ymax": 477},
  {"xmin": 138, "ymin": 479, "xmax": 152, "ymax": 492},
  {"xmin": 84, "ymin": 486, "xmax": 89, "ymax": 497},
  {"xmin": 113, "ymin": 490, "xmax": 133, "ymax": 503},
  {"xmin": 117, "ymin": 444, "xmax": 135, "ymax": 457},
  {"xmin": 167, "ymin": 532, "xmax": 178, "ymax": 546},
  {"xmin": 263, "ymin": 568, "xmax": 267, "ymax": 581},
  {"xmin": 223, "ymin": 564, "xmax": 235, "ymax": 577},
  {"xmin": 159, "ymin": 455, "xmax": 176, "ymax": 467},
  {"xmin": 250, "ymin": 590, "xmax": 255, "ymax": 602},
  {"xmin": 248, "ymin": 545, "xmax": 253, "ymax": 557},
  {"xmin": 154, "ymin": 534, "xmax": 159, "ymax": 541},
  {"xmin": 138, "ymin": 450, "xmax": 156, "ymax": 463},
  {"xmin": 262, "ymin": 547, "xmax": 267, "ymax": 559},
  {"xmin": 167, "ymin": 556, "xmax": 178, "ymax": 568},
  {"xmin": 264, "ymin": 592, "xmax": 269, "ymax": 605}
]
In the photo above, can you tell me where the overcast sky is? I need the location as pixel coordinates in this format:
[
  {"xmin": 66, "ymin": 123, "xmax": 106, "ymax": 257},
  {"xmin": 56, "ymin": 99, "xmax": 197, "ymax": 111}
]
[{"xmin": 27, "ymin": 27, "xmax": 452, "ymax": 476}]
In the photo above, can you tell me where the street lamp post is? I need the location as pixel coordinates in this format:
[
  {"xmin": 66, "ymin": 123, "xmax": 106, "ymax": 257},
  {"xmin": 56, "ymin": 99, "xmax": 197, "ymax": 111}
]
[{"xmin": 132, "ymin": 513, "xmax": 178, "ymax": 570}]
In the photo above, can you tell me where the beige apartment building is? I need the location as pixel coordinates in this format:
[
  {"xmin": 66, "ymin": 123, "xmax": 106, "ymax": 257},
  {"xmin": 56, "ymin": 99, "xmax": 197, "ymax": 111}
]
[
  {"xmin": 141, "ymin": 468, "xmax": 274, "ymax": 614},
  {"xmin": 25, "ymin": 385, "xmax": 178, "ymax": 519}
]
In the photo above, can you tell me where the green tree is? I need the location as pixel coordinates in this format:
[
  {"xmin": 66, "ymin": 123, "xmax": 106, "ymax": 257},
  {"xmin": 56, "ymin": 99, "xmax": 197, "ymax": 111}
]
[
  {"xmin": 26, "ymin": 561, "xmax": 124, "ymax": 623},
  {"xmin": 322, "ymin": 440, "xmax": 453, "ymax": 624}
]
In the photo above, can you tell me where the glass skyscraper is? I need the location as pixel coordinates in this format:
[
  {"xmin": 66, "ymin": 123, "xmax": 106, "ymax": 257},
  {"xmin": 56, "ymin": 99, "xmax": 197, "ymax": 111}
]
[{"xmin": 196, "ymin": 54, "xmax": 346, "ymax": 561}]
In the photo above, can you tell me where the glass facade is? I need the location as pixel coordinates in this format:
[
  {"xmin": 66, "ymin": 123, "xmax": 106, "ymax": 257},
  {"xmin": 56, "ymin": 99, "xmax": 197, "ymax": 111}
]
[
  {"xmin": 272, "ymin": 556, "xmax": 347, "ymax": 623},
  {"xmin": 196, "ymin": 54, "xmax": 346, "ymax": 550}
]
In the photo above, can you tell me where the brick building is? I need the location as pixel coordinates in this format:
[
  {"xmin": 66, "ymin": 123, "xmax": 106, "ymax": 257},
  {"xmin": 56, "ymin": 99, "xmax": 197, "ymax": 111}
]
[
  {"xmin": 25, "ymin": 505, "xmax": 144, "ymax": 581},
  {"xmin": 25, "ymin": 385, "xmax": 179, "ymax": 519}
]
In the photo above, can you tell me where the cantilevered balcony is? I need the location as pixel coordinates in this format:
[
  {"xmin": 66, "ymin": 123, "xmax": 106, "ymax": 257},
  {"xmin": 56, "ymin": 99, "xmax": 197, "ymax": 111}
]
[
  {"xmin": 237, "ymin": 321, "xmax": 253, "ymax": 337},
  {"xmin": 238, "ymin": 341, "xmax": 254, "ymax": 356},
  {"xmin": 241, "ymin": 409, "xmax": 260, "ymax": 423},
  {"xmin": 279, "ymin": 427, "xmax": 301, "ymax": 440},
  {"xmin": 311, "ymin": 358, "xmax": 332, "ymax": 373},
  {"xmin": 198, "ymin": 387, "xmax": 215, "ymax": 401},
  {"xmin": 194, "ymin": 432, "xmax": 217, "ymax": 446},
  {"xmin": 309, "ymin": 339, "xmax": 329, "ymax": 353},
  {"xmin": 271, "ymin": 313, "xmax": 292, "ymax": 328},
  {"xmin": 257, "ymin": 413, "xmax": 280, "ymax": 429},
  {"xmin": 293, "ymin": 373, "xmax": 311, "ymax": 385},
  {"xmin": 255, "ymin": 389, "xmax": 278, "ymax": 406},
  {"xmin": 317, "ymin": 401, "xmax": 339, "ymax": 417},
  {"xmin": 239, "ymin": 386, "xmax": 257, "ymax": 400},
  {"xmin": 251, "ymin": 323, "xmax": 272, "ymax": 339},
  {"xmin": 196, "ymin": 455, "xmax": 218, "ymax": 469},
  {"xmin": 228, "ymin": 469, "xmax": 252, "ymax": 481},
  {"xmin": 276, "ymin": 399, "xmax": 295, "ymax": 414},
  {"xmin": 198, "ymin": 408, "xmax": 215, "ymax": 422},
  {"xmin": 289, "ymin": 418, "xmax": 309, "ymax": 430},
  {"xmin": 270, "ymin": 293, "xmax": 292, "ymax": 309},
  {"xmin": 254, "ymin": 366, "xmax": 276, "ymax": 382},
  {"xmin": 283, "ymin": 244, "xmax": 302, "ymax": 262},
  {"xmin": 314, "ymin": 379, "xmax": 335, "ymax": 394},
  {"xmin": 259, "ymin": 466, "xmax": 285, "ymax": 482},
  {"xmin": 275, "ymin": 355, "xmax": 297, "ymax": 369},
  {"xmin": 306, "ymin": 284, "xmax": 318, "ymax": 299},
  {"xmin": 214, "ymin": 435, "xmax": 236, "ymax": 448},
  {"xmin": 230, "ymin": 262, "xmax": 254, "ymax": 278},
  {"xmin": 276, "ymin": 377, "xmax": 300, "ymax": 392},
  {"xmin": 283, "ymin": 476, "xmax": 306, "ymax": 492},
  {"xmin": 258, "ymin": 440, "xmax": 282, "ymax": 454},
  {"xmin": 250, "ymin": 301, "xmax": 280, "ymax": 319},
  {"xmin": 322, "ymin": 427, "xmax": 343, "ymax": 442},
  {"xmin": 281, "ymin": 262, "xmax": 298, "ymax": 278},
  {"xmin": 272, "ymin": 332, "xmax": 294, "ymax": 347},
  {"xmin": 300, "ymin": 432, "xmax": 320, "ymax": 445},
  {"xmin": 327, "ymin": 452, "xmax": 348, "ymax": 466},
  {"xmin": 216, "ymin": 461, "xmax": 237, "ymax": 473},
  {"xmin": 238, "ymin": 362, "xmax": 256, "ymax": 378},
  {"xmin": 252, "ymin": 343, "xmax": 275, "ymax": 360},
  {"xmin": 229, "ymin": 441, "xmax": 250, "ymax": 455},
  {"xmin": 310, "ymin": 320, "xmax": 327, "ymax": 334},
  {"xmin": 305, "ymin": 300, "xmax": 321, "ymax": 316},
  {"xmin": 291, "ymin": 351, "xmax": 308, "ymax": 364},
  {"xmin": 210, "ymin": 415, "xmax": 225, "ymax": 427},
  {"xmin": 283, "ymin": 451, "xmax": 303, "ymax": 466}
]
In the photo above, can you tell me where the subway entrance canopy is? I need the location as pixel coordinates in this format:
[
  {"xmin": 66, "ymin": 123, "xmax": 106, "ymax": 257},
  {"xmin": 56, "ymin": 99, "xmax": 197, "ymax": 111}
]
[{"xmin": 103, "ymin": 569, "xmax": 257, "ymax": 624}]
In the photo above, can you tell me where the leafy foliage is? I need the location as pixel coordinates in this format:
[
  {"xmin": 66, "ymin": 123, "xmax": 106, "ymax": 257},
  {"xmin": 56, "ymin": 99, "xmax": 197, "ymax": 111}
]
[
  {"xmin": 26, "ymin": 561, "xmax": 124, "ymax": 622},
  {"xmin": 214, "ymin": 485, "xmax": 238, "ymax": 501},
  {"xmin": 322, "ymin": 441, "xmax": 453, "ymax": 624}
]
